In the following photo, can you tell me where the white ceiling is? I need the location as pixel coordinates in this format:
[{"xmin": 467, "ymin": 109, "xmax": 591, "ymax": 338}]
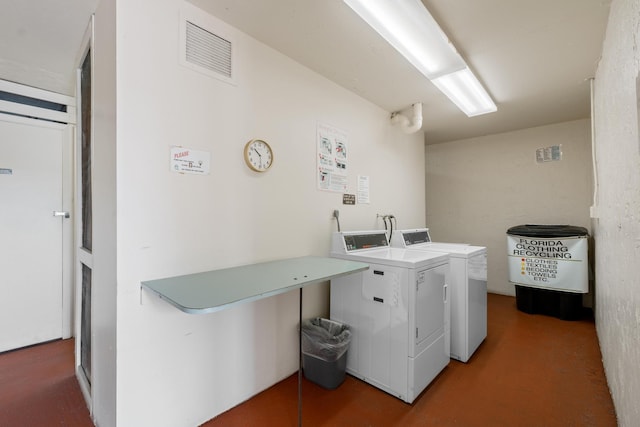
[
  {"xmin": 0, "ymin": 0, "xmax": 99, "ymax": 97},
  {"xmin": 0, "ymin": 0, "xmax": 611, "ymax": 144}
]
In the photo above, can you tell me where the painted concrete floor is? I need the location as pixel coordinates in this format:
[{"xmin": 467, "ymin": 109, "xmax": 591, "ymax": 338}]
[
  {"xmin": 0, "ymin": 294, "xmax": 617, "ymax": 426},
  {"xmin": 204, "ymin": 294, "xmax": 616, "ymax": 426}
]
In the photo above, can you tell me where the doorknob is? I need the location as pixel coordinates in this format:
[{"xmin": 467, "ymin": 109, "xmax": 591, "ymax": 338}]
[{"xmin": 53, "ymin": 211, "xmax": 70, "ymax": 219}]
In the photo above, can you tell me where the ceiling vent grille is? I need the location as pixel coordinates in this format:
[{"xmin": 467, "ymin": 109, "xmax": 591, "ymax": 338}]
[{"xmin": 184, "ymin": 20, "xmax": 232, "ymax": 80}]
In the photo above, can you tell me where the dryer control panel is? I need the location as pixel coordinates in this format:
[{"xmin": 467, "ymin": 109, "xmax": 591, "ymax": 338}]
[
  {"xmin": 398, "ymin": 229, "xmax": 432, "ymax": 246},
  {"xmin": 332, "ymin": 231, "xmax": 389, "ymax": 253}
]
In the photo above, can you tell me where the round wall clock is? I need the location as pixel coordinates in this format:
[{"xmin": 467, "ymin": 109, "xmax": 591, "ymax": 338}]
[{"xmin": 244, "ymin": 139, "xmax": 273, "ymax": 172}]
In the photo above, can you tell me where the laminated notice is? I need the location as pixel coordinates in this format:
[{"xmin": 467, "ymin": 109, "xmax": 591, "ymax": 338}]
[{"xmin": 507, "ymin": 235, "xmax": 588, "ymax": 293}]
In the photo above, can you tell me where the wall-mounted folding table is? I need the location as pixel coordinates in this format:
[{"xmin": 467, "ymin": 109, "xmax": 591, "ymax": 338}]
[{"xmin": 142, "ymin": 255, "xmax": 368, "ymax": 426}]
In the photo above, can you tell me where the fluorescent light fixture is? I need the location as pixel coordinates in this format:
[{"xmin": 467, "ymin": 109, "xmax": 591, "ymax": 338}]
[
  {"xmin": 432, "ymin": 67, "xmax": 497, "ymax": 117},
  {"xmin": 343, "ymin": 0, "xmax": 465, "ymax": 79},
  {"xmin": 344, "ymin": 0, "xmax": 497, "ymax": 117}
]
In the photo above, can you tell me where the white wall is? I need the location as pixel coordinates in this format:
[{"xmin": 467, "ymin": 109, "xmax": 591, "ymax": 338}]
[
  {"xmin": 592, "ymin": 0, "xmax": 640, "ymax": 424},
  {"xmin": 425, "ymin": 120, "xmax": 593, "ymax": 296},
  {"xmin": 101, "ymin": 1, "xmax": 426, "ymax": 426}
]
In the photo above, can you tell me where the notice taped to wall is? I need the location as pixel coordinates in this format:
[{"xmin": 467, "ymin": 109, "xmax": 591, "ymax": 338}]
[
  {"xmin": 357, "ymin": 175, "xmax": 370, "ymax": 204},
  {"xmin": 170, "ymin": 146, "xmax": 211, "ymax": 175},
  {"xmin": 317, "ymin": 122, "xmax": 348, "ymax": 192},
  {"xmin": 507, "ymin": 235, "xmax": 588, "ymax": 293},
  {"xmin": 535, "ymin": 144, "xmax": 562, "ymax": 163}
]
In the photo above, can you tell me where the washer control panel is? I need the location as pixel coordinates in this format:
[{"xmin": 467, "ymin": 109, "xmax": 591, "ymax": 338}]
[{"xmin": 333, "ymin": 231, "xmax": 389, "ymax": 252}]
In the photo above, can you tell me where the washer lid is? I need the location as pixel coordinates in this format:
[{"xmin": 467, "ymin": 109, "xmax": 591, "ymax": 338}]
[
  {"xmin": 331, "ymin": 247, "xmax": 449, "ymax": 269},
  {"xmin": 411, "ymin": 243, "xmax": 486, "ymax": 258}
]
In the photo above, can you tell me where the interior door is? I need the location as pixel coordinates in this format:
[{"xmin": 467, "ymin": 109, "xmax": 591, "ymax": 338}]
[{"xmin": 0, "ymin": 114, "xmax": 68, "ymax": 353}]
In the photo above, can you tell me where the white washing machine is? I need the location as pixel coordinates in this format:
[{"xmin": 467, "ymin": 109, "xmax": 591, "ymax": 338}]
[
  {"xmin": 392, "ymin": 228, "xmax": 487, "ymax": 363},
  {"xmin": 330, "ymin": 231, "xmax": 450, "ymax": 403}
]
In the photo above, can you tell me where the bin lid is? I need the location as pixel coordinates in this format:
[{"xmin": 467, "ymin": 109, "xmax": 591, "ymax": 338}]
[{"xmin": 507, "ymin": 224, "xmax": 589, "ymax": 238}]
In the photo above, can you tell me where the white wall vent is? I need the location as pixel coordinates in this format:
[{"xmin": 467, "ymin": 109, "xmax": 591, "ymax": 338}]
[
  {"xmin": 185, "ymin": 21, "xmax": 232, "ymax": 78},
  {"xmin": 180, "ymin": 9, "xmax": 236, "ymax": 86},
  {"xmin": 0, "ymin": 79, "xmax": 76, "ymax": 124}
]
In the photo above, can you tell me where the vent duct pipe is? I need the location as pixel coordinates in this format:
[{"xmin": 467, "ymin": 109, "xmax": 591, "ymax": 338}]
[{"xmin": 391, "ymin": 102, "xmax": 423, "ymax": 134}]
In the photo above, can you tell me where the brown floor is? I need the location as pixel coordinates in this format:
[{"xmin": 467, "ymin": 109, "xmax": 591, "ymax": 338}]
[
  {"xmin": 205, "ymin": 294, "xmax": 617, "ymax": 427},
  {"xmin": 0, "ymin": 294, "xmax": 617, "ymax": 427},
  {"xmin": 0, "ymin": 338, "xmax": 91, "ymax": 426}
]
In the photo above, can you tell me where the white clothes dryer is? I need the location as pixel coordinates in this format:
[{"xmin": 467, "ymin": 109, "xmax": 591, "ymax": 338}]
[
  {"xmin": 330, "ymin": 231, "xmax": 450, "ymax": 403},
  {"xmin": 392, "ymin": 228, "xmax": 487, "ymax": 363}
]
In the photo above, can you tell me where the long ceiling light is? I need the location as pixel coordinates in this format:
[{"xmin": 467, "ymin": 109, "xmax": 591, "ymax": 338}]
[{"xmin": 344, "ymin": 0, "xmax": 497, "ymax": 117}]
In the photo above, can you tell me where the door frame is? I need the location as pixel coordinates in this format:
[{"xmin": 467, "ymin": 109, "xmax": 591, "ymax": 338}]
[
  {"xmin": 73, "ymin": 14, "xmax": 94, "ymax": 410},
  {"xmin": 62, "ymin": 122, "xmax": 74, "ymax": 340}
]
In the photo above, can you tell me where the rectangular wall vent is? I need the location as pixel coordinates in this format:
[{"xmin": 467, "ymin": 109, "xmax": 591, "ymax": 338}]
[
  {"xmin": 0, "ymin": 91, "xmax": 67, "ymax": 112},
  {"xmin": 185, "ymin": 20, "xmax": 232, "ymax": 80},
  {"xmin": 0, "ymin": 79, "xmax": 76, "ymax": 124}
]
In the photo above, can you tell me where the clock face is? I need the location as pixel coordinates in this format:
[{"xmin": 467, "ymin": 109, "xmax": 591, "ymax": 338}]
[{"xmin": 244, "ymin": 139, "xmax": 273, "ymax": 172}]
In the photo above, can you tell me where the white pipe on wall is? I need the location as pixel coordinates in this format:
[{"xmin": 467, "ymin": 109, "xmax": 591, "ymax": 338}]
[
  {"xmin": 391, "ymin": 102, "xmax": 423, "ymax": 134},
  {"xmin": 589, "ymin": 78, "xmax": 599, "ymax": 219}
]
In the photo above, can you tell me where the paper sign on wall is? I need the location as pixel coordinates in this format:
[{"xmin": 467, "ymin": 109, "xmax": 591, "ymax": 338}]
[
  {"xmin": 357, "ymin": 175, "xmax": 370, "ymax": 204},
  {"xmin": 170, "ymin": 147, "xmax": 211, "ymax": 175},
  {"xmin": 535, "ymin": 145, "xmax": 562, "ymax": 163},
  {"xmin": 317, "ymin": 122, "xmax": 348, "ymax": 192}
]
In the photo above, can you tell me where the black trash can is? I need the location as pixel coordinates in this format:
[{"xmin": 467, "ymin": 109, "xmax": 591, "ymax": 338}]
[
  {"xmin": 506, "ymin": 224, "xmax": 589, "ymax": 320},
  {"xmin": 301, "ymin": 317, "xmax": 351, "ymax": 389}
]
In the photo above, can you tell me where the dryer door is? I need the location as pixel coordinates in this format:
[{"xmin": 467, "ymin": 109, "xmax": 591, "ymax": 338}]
[{"xmin": 414, "ymin": 263, "xmax": 448, "ymax": 356}]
